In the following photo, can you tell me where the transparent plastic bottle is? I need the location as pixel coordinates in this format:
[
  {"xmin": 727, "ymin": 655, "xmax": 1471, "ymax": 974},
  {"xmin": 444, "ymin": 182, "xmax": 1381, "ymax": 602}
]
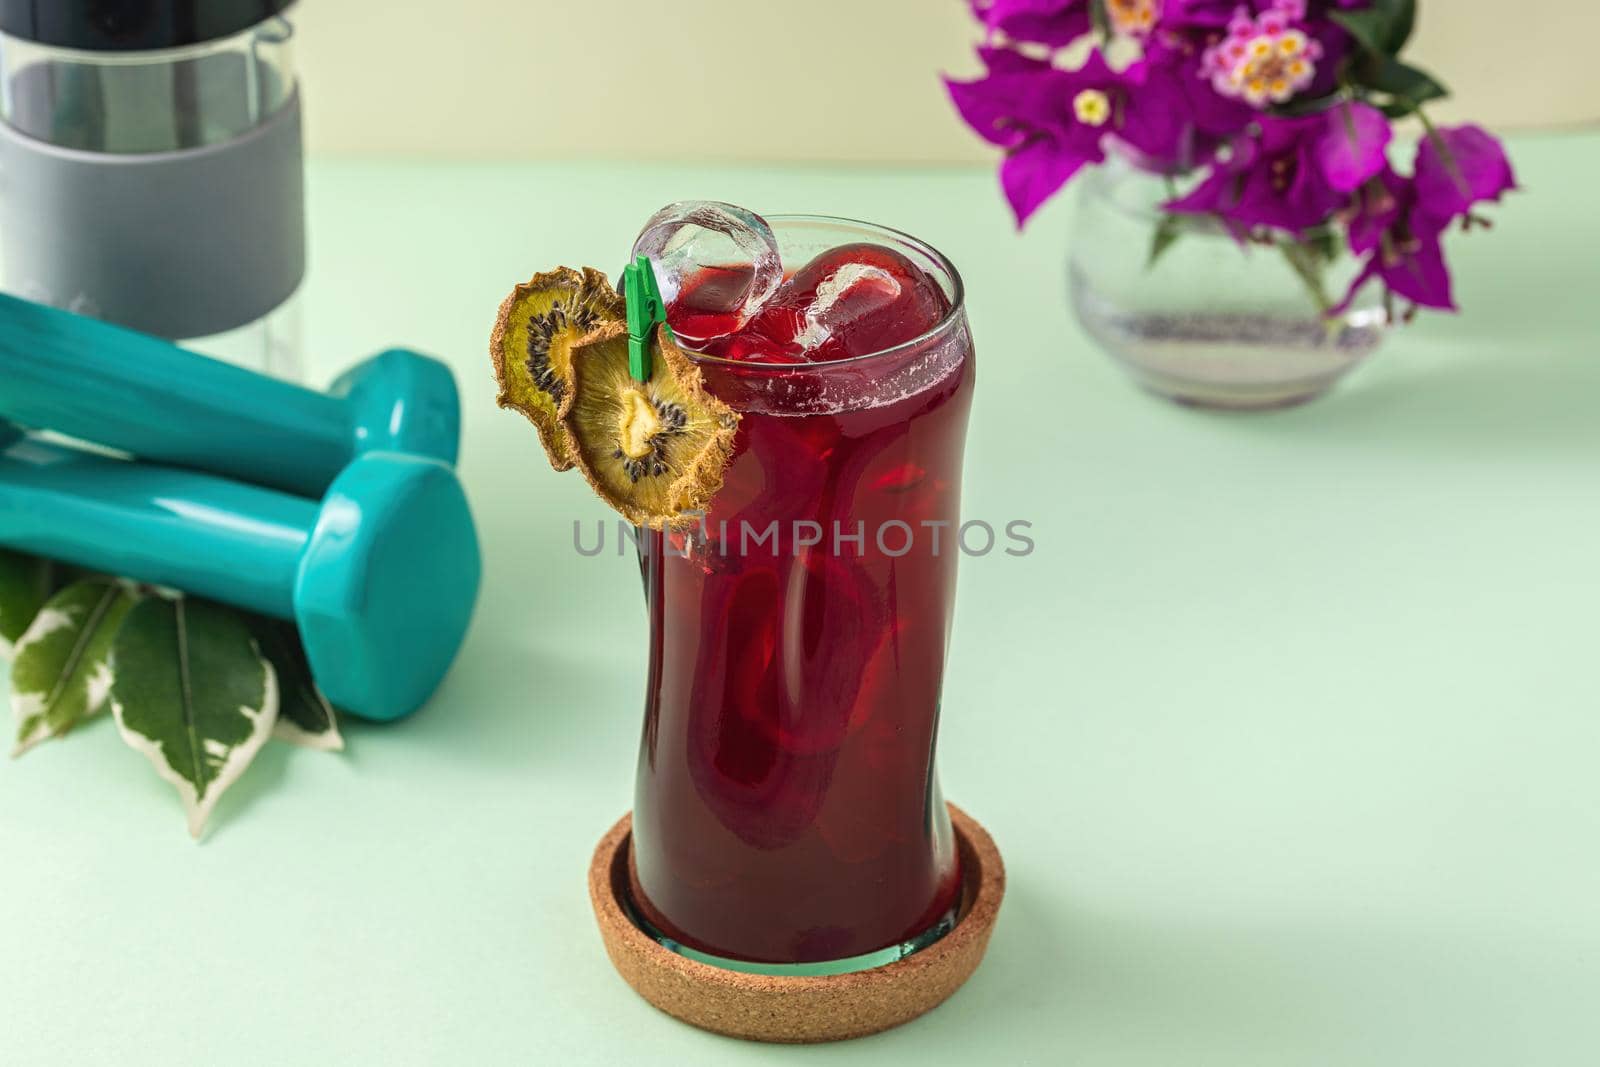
[{"xmin": 0, "ymin": 2, "xmax": 305, "ymax": 379}]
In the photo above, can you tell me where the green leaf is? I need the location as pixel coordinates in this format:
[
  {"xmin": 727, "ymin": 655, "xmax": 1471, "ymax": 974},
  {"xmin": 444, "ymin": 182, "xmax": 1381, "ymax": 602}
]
[
  {"xmin": 248, "ymin": 617, "xmax": 344, "ymax": 752},
  {"xmin": 1332, "ymin": 1, "xmax": 1416, "ymax": 57},
  {"xmin": 109, "ymin": 597, "xmax": 277, "ymax": 839},
  {"xmin": 1385, "ymin": 0, "xmax": 1417, "ymax": 53},
  {"xmin": 10, "ymin": 579, "xmax": 140, "ymax": 755},
  {"xmin": 0, "ymin": 549, "xmax": 53, "ymax": 659},
  {"xmin": 1274, "ymin": 93, "xmax": 1345, "ymax": 118},
  {"xmin": 1332, "ymin": 8, "xmax": 1392, "ymax": 54},
  {"xmin": 1306, "ymin": 229, "xmax": 1342, "ymax": 265},
  {"xmin": 1357, "ymin": 56, "xmax": 1450, "ymax": 106},
  {"xmin": 1147, "ymin": 215, "xmax": 1186, "ymax": 269}
]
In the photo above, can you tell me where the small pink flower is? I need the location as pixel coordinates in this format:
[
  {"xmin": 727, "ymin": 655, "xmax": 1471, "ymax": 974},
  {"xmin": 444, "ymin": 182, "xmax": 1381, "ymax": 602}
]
[{"xmin": 1201, "ymin": 1, "xmax": 1322, "ymax": 109}]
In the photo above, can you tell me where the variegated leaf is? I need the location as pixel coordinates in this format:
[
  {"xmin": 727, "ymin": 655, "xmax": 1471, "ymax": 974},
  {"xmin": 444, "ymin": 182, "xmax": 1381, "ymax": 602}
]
[
  {"xmin": 109, "ymin": 597, "xmax": 278, "ymax": 839},
  {"xmin": 10, "ymin": 578, "xmax": 139, "ymax": 755},
  {"xmin": 0, "ymin": 549, "xmax": 53, "ymax": 660},
  {"xmin": 250, "ymin": 617, "xmax": 344, "ymax": 751}
]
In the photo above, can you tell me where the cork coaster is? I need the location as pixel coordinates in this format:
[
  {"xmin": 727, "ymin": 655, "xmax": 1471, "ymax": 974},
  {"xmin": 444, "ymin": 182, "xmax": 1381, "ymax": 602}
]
[{"xmin": 587, "ymin": 803, "xmax": 1005, "ymax": 1043}]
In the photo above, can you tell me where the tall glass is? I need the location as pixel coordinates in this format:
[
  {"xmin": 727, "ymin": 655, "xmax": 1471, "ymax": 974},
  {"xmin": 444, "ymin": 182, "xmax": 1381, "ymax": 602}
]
[{"xmin": 629, "ymin": 218, "xmax": 975, "ymax": 972}]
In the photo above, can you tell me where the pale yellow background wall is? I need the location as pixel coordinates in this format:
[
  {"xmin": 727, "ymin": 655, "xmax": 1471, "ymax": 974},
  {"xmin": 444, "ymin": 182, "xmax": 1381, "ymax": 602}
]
[{"xmin": 295, "ymin": 0, "xmax": 1599, "ymax": 162}]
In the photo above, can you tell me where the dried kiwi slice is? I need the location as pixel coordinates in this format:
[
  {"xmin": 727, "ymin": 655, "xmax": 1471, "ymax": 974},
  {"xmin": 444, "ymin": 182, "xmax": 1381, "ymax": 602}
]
[
  {"xmin": 563, "ymin": 321, "xmax": 740, "ymax": 529},
  {"xmin": 490, "ymin": 267, "xmax": 624, "ymax": 470}
]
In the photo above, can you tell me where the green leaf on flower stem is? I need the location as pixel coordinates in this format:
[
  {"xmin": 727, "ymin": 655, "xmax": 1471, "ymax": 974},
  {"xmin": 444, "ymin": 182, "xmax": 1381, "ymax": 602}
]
[
  {"xmin": 10, "ymin": 579, "xmax": 140, "ymax": 755},
  {"xmin": 0, "ymin": 549, "xmax": 54, "ymax": 659},
  {"xmin": 109, "ymin": 597, "xmax": 277, "ymax": 839},
  {"xmin": 1274, "ymin": 93, "xmax": 1343, "ymax": 118},
  {"xmin": 248, "ymin": 616, "xmax": 344, "ymax": 752},
  {"xmin": 1331, "ymin": 8, "xmax": 1389, "ymax": 54},
  {"xmin": 1147, "ymin": 215, "xmax": 1186, "ymax": 269},
  {"xmin": 1332, "ymin": 1, "xmax": 1416, "ymax": 58},
  {"xmin": 1357, "ymin": 55, "xmax": 1450, "ymax": 107},
  {"xmin": 1384, "ymin": 0, "xmax": 1417, "ymax": 54},
  {"xmin": 1306, "ymin": 229, "xmax": 1342, "ymax": 265}
]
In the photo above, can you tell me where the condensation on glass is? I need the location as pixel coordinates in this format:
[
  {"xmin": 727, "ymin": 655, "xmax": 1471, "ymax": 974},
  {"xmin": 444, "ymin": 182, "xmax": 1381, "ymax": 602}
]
[{"xmin": 628, "ymin": 217, "xmax": 976, "ymax": 974}]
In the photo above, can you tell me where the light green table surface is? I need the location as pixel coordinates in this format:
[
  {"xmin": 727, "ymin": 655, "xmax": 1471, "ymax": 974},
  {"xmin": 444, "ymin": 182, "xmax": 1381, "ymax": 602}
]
[{"xmin": 3, "ymin": 131, "xmax": 1598, "ymax": 1066}]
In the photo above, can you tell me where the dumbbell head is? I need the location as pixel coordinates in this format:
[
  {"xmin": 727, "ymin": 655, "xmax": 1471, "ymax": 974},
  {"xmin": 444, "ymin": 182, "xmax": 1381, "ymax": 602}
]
[
  {"xmin": 329, "ymin": 348, "xmax": 462, "ymax": 470},
  {"xmin": 294, "ymin": 452, "xmax": 481, "ymax": 721},
  {"xmin": 0, "ymin": 438, "xmax": 477, "ymax": 721}
]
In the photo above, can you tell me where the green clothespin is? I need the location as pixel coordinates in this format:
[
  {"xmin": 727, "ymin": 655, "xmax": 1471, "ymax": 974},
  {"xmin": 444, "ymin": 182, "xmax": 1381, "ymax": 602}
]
[{"xmin": 623, "ymin": 254, "xmax": 671, "ymax": 382}]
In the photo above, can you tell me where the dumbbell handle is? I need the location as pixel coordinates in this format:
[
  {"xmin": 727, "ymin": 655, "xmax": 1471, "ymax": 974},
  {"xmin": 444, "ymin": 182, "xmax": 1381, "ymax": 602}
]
[
  {"xmin": 0, "ymin": 293, "xmax": 433, "ymax": 496},
  {"xmin": 0, "ymin": 437, "xmax": 310, "ymax": 619}
]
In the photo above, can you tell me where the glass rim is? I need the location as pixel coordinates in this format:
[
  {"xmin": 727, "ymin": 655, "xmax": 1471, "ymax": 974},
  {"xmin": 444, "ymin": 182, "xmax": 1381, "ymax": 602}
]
[{"xmin": 678, "ymin": 213, "xmax": 967, "ymax": 372}]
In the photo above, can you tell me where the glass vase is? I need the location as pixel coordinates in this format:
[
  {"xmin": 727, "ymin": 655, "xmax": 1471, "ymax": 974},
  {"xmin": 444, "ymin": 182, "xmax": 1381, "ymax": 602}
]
[{"xmin": 1069, "ymin": 157, "xmax": 1388, "ymax": 410}]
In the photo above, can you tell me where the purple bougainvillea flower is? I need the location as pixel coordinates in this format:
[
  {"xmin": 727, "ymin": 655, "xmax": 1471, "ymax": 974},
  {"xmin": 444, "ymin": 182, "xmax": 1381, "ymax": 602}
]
[
  {"xmin": 1343, "ymin": 167, "xmax": 1405, "ymax": 255},
  {"xmin": 1166, "ymin": 0, "xmax": 1368, "ymax": 30},
  {"xmin": 947, "ymin": 48, "xmax": 1137, "ymax": 225},
  {"xmin": 1159, "ymin": 0, "xmax": 1239, "ymax": 29},
  {"xmin": 970, "ymin": 0, "xmax": 1167, "ymax": 43},
  {"xmin": 1141, "ymin": 33, "xmax": 1255, "ymax": 142},
  {"xmin": 1165, "ymin": 113, "xmax": 1345, "ymax": 234},
  {"xmin": 1338, "ymin": 126, "xmax": 1513, "ymax": 311},
  {"xmin": 1345, "ymin": 229, "xmax": 1455, "ymax": 311},
  {"xmin": 1338, "ymin": 173, "xmax": 1456, "ymax": 312},
  {"xmin": 1165, "ymin": 102, "xmax": 1393, "ymax": 234},
  {"xmin": 1112, "ymin": 66, "xmax": 1213, "ymax": 172},
  {"xmin": 947, "ymin": 46, "xmax": 1063, "ymax": 150},
  {"xmin": 1315, "ymin": 101, "xmax": 1392, "ymax": 192},
  {"xmin": 948, "ymin": 0, "xmax": 1497, "ymax": 319},
  {"xmin": 969, "ymin": 0, "xmax": 1091, "ymax": 46},
  {"xmin": 1113, "ymin": 57, "xmax": 1206, "ymax": 168},
  {"xmin": 1412, "ymin": 124, "xmax": 1518, "ymax": 223}
]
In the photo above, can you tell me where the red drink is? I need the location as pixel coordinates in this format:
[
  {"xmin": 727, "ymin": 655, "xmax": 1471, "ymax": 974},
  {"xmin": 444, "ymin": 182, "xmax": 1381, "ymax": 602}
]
[{"xmin": 628, "ymin": 218, "xmax": 975, "ymax": 967}]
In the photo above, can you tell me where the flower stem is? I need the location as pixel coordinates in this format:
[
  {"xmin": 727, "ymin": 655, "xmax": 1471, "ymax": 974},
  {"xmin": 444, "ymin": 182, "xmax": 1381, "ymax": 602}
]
[
  {"xmin": 1414, "ymin": 102, "xmax": 1439, "ymax": 138},
  {"xmin": 1278, "ymin": 238, "xmax": 1335, "ymax": 318},
  {"xmin": 1089, "ymin": 0, "xmax": 1112, "ymax": 42},
  {"xmin": 1415, "ymin": 104, "xmax": 1472, "ymax": 201}
]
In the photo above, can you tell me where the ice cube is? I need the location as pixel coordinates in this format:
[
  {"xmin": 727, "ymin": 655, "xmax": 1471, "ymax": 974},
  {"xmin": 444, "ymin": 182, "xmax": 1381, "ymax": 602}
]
[
  {"xmin": 630, "ymin": 201, "xmax": 783, "ymax": 344},
  {"xmin": 748, "ymin": 243, "xmax": 951, "ymax": 361},
  {"xmin": 790, "ymin": 262, "xmax": 904, "ymax": 351}
]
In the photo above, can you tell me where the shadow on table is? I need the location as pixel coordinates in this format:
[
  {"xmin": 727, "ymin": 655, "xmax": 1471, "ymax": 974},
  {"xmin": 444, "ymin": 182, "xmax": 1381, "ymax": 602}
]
[
  {"xmin": 338, "ymin": 622, "xmax": 638, "ymax": 774},
  {"xmin": 838, "ymin": 888, "xmax": 1595, "ymax": 1065},
  {"xmin": 1164, "ymin": 233, "xmax": 1600, "ymax": 461},
  {"xmin": 1197, "ymin": 328, "xmax": 1600, "ymax": 462}
]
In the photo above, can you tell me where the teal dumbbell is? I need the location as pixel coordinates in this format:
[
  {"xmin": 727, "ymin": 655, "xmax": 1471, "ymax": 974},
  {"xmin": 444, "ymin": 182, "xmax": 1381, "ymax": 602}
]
[
  {"xmin": 0, "ymin": 437, "xmax": 480, "ymax": 721},
  {"xmin": 0, "ymin": 292, "xmax": 459, "ymax": 497}
]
